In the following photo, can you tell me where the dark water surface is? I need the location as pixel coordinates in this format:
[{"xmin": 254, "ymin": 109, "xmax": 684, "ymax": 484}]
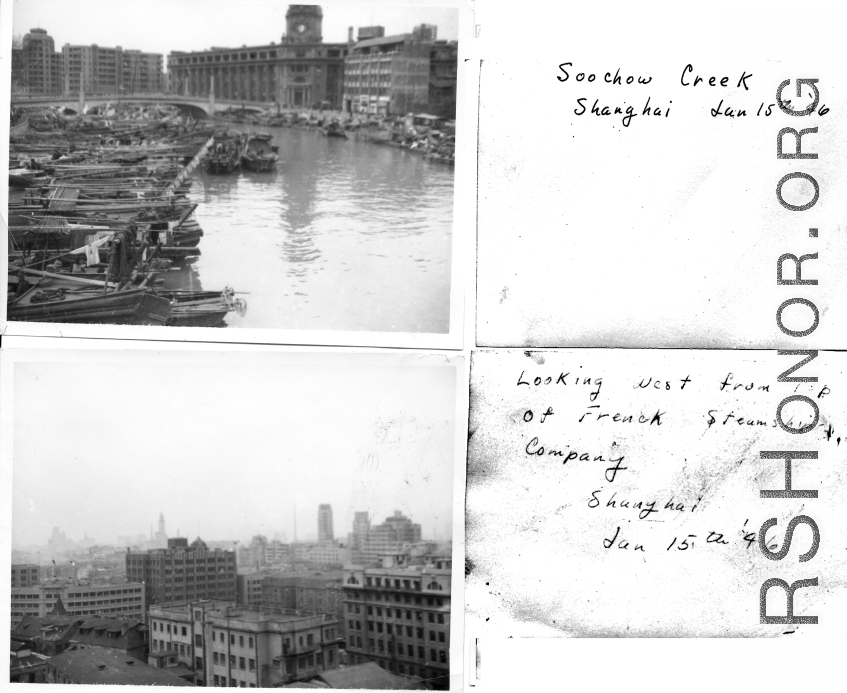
[{"xmin": 168, "ymin": 125, "xmax": 454, "ymax": 333}]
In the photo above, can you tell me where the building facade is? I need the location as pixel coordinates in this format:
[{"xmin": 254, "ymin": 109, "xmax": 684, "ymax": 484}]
[
  {"xmin": 12, "ymin": 28, "xmax": 162, "ymax": 96},
  {"xmin": 17, "ymin": 28, "xmax": 63, "ymax": 95},
  {"xmin": 149, "ymin": 601, "xmax": 343, "ymax": 687},
  {"xmin": 12, "ymin": 563, "xmax": 41, "ymax": 588},
  {"xmin": 318, "ymin": 504, "xmax": 334, "ymax": 542},
  {"xmin": 125, "ymin": 537, "xmax": 238, "ymax": 610},
  {"xmin": 350, "ymin": 510, "xmax": 423, "ymax": 564},
  {"xmin": 167, "ymin": 5, "xmax": 347, "ymax": 108},
  {"xmin": 342, "ymin": 24, "xmax": 457, "ymax": 117},
  {"xmin": 10, "ymin": 580, "xmax": 146, "ymax": 626},
  {"xmin": 342, "ymin": 557, "xmax": 451, "ymax": 689}
]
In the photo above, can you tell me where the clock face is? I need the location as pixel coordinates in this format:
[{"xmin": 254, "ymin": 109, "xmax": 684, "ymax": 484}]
[{"xmin": 297, "ymin": 24, "xmax": 306, "ymax": 33}]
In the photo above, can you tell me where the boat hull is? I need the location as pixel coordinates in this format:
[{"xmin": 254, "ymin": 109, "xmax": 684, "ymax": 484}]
[{"xmin": 8, "ymin": 289, "xmax": 171, "ymax": 325}]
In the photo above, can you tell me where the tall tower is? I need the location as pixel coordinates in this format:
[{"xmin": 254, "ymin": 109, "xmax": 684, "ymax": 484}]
[
  {"xmin": 318, "ymin": 504, "xmax": 334, "ymax": 543},
  {"xmin": 158, "ymin": 512, "xmax": 165, "ymax": 536},
  {"xmin": 284, "ymin": 5, "xmax": 323, "ymax": 44}
]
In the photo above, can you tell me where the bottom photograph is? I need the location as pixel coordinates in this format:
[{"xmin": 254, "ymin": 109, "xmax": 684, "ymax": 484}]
[{"xmin": 5, "ymin": 347, "xmax": 461, "ymax": 689}]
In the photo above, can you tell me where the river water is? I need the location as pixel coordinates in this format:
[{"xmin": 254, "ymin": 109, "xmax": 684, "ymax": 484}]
[{"xmin": 166, "ymin": 124, "xmax": 454, "ymax": 333}]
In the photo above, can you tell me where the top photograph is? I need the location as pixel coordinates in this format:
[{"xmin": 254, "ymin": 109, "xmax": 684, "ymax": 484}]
[{"xmin": 3, "ymin": 1, "xmax": 466, "ymax": 348}]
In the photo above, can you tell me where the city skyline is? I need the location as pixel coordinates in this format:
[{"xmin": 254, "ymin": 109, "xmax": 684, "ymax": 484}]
[
  {"xmin": 12, "ymin": 0, "xmax": 460, "ymax": 61},
  {"xmin": 11, "ymin": 351, "xmax": 458, "ymax": 548},
  {"xmin": 13, "ymin": 504, "xmax": 452, "ymax": 552}
]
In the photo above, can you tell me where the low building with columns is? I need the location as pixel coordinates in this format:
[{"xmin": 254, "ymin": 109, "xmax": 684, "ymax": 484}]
[{"xmin": 167, "ymin": 5, "xmax": 347, "ymax": 108}]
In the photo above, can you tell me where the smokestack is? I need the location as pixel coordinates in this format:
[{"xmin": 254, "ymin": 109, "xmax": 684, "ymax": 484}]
[{"xmin": 348, "ymin": 26, "xmax": 354, "ymax": 43}]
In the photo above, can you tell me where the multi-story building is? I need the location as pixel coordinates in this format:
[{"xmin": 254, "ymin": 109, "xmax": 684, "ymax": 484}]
[
  {"xmin": 61, "ymin": 43, "xmax": 163, "ymax": 95},
  {"xmin": 428, "ymin": 40, "xmax": 459, "ymax": 118},
  {"xmin": 12, "ymin": 563, "xmax": 41, "ymax": 588},
  {"xmin": 125, "ymin": 537, "xmax": 238, "ymax": 610},
  {"xmin": 318, "ymin": 504, "xmax": 334, "ymax": 543},
  {"xmin": 237, "ymin": 571, "xmax": 267, "ymax": 607},
  {"xmin": 149, "ymin": 601, "xmax": 343, "ymax": 687},
  {"xmin": 343, "ymin": 25, "xmax": 430, "ymax": 117},
  {"xmin": 350, "ymin": 510, "xmax": 423, "ymax": 564},
  {"xmin": 343, "ymin": 24, "xmax": 458, "ymax": 118},
  {"xmin": 12, "ymin": 28, "xmax": 162, "ymax": 96},
  {"xmin": 167, "ymin": 5, "xmax": 347, "ymax": 108},
  {"xmin": 10, "ymin": 580, "xmax": 146, "ymax": 627},
  {"xmin": 342, "ymin": 556, "xmax": 452, "ymax": 689},
  {"xmin": 18, "ymin": 28, "xmax": 64, "ymax": 95}
]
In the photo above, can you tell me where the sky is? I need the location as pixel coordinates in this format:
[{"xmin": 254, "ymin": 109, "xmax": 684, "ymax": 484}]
[
  {"xmin": 12, "ymin": 0, "xmax": 460, "ymax": 62},
  {"xmin": 11, "ymin": 351, "xmax": 457, "ymax": 549}
]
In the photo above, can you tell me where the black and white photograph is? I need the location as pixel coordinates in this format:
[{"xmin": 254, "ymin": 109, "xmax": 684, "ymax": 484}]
[
  {"xmin": 3, "ymin": 1, "xmax": 467, "ymax": 347},
  {"xmin": 2, "ymin": 346, "xmax": 463, "ymax": 688}
]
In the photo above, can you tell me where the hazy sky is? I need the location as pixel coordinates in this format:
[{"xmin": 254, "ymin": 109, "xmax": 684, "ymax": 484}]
[
  {"xmin": 12, "ymin": 0, "xmax": 459, "ymax": 61},
  {"xmin": 11, "ymin": 351, "xmax": 457, "ymax": 548}
]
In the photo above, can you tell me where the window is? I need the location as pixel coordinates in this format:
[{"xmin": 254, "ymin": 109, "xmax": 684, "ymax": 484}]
[
  {"xmin": 230, "ymin": 634, "xmax": 235, "ymax": 645},
  {"xmin": 328, "ymin": 649, "xmax": 334, "ymax": 665},
  {"xmin": 230, "ymin": 678, "xmax": 236, "ymax": 687},
  {"xmin": 182, "ymin": 626, "xmax": 188, "ymax": 636},
  {"xmin": 367, "ymin": 606, "xmax": 373, "ymax": 616},
  {"xmin": 213, "ymin": 652, "xmax": 219, "ymax": 665},
  {"xmin": 439, "ymin": 632, "xmax": 446, "ymax": 643},
  {"xmin": 377, "ymin": 623, "xmax": 383, "ymax": 634},
  {"xmin": 406, "ymin": 626, "xmax": 413, "ymax": 637},
  {"xmin": 196, "ymin": 634, "xmax": 203, "ymax": 647},
  {"xmin": 230, "ymin": 655, "xmax": 236, "ymax": 667},
  {"xmin": 440, "ymin": 650, "xmax": 447, "ymax": 664},
  {"xmin": 239, "ymin": 657, "xmax": 246, "ymax": 670},
  {"xmin": 417, "ymin": 628, "xmax": 424, "ymax": 639},
  {"xmin": 438, "ymin": 614, "xmax": 445, "ymax": 624},
  {"xmin": 307, "ymin": 634, "xmax": 313, "ymax": 646},
  {"xmin": 239, "ymin": 636, "xmax": 244, "ymax": 647},
  {"xmin": 428, "ymin": 613, "xmax": 434, "ymax": 623},
  {"xmin": 248, "ymin": 659, "xmax": 255, "ymax": 671},
  {"xmin": 249, "ymin": 637, "xmax": 253, "ymax": 648},
  {"xmin": 214, "ymin": 675, "xmax": 220, "ymax": 686},
  {"xmin": 418, "ymin": 646, "xmax": 425, "ymax": 659}
]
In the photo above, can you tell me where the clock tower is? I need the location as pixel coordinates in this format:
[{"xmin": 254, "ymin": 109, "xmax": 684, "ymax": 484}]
[{"xmin": 284, "ymin": 5, "xmax": 323, "ymax": 44}]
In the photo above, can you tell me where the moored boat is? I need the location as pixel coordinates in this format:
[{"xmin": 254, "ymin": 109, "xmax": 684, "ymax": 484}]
[
  {"xmin": 158, "ymin": 287, "xmax": 248, "ymax": 327},
  {"xmin": 202, "ymin": 134, "xmax": 243, "ymax": 174},
  {"xmin": 241, "ymin": 136, "xmax": 279, "ymax": 172},
  {"xmin": 321, "ymin": 121, "xmax": 348, "ymax": 138},
  {"xmin": 7, "ymin": 273, "xmax": 171, "ymax": 325}
]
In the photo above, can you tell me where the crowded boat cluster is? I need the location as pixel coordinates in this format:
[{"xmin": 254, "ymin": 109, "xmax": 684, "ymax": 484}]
[
  {"xmin": 219, "ymin": 106, "xmax": 456, "ymax": 164},
  {"xmin": 7, "ymin": 104, "xmax": 248, "ymax": 327}
]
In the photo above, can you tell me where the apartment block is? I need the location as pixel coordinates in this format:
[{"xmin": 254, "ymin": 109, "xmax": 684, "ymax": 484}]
[{"xmin": 342, "ymin": 557, "xmax": 451, "ymax": 689}]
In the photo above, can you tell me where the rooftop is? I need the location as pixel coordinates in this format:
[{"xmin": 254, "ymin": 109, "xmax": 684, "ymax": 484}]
[
  {"xmin": 314, "ymin": 662, "xmax": 427, "ymax": 690},
  {"xmin": 354, "ymin": 34, "xmax": 415, "ymax": 50},
  {"xmin": 48, "ymin": 646, "xmax": 194, "ymax": 686}
]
